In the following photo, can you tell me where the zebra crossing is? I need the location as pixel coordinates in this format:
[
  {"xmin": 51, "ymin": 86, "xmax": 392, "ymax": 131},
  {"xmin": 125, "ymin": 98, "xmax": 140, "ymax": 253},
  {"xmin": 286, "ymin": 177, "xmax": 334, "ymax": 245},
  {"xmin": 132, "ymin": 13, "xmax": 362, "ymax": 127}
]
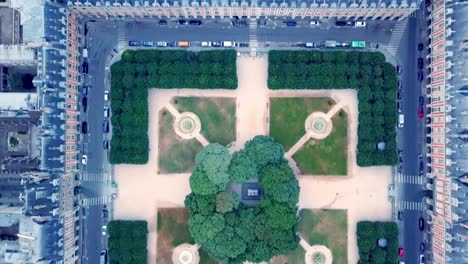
[
  {"xmin": 395, "ymin": 174, "xmax": 426, "ymax": 185},
  {"xmin": 409, "ymin": 9, "xmax": 425, "ymax": 19},
  {"xmin": 249, "ymin": 18, "xmax": 258, "ymax": 49},
  {"xmin": 82, "ymin": 195, "xmax": 112, "ymax": 207},
  {"xmin": 387, "ymin": 19, "xmax": 408, "ymax": 55},
  {"xmin": 396, "ymin": 200, "xmax": 425, "ymax": 211},
  {"xmin": 81, "ymin": 172, "xmax": 111, "ymax": 183},
  {"xmin": 117, "ymin": 22, "xmax": 125, "ymax": 50}
]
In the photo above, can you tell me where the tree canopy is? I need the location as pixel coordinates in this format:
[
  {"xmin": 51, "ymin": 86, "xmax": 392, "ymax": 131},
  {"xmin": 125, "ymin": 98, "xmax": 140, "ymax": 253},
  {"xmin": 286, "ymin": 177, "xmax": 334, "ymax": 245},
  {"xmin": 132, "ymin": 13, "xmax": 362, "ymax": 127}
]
[
  {"xmin": 185, "ymin": 136, "xmax": 300, "ymax": 263},
  {"xmin": 107, "ymin": 220, "xmax": 147, "ymax": 264}
]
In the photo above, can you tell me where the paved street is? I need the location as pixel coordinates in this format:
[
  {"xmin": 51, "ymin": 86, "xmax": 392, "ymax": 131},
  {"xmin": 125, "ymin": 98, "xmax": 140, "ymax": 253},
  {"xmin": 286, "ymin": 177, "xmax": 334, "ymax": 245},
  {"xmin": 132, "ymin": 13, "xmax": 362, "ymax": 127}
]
[
  {"xmin": 394, "ymin": 5, "xmax": 429, "ymax": 263},
  {"xmin": 78, "ymin": 15, "xmax": 424, "ymax": 263}
]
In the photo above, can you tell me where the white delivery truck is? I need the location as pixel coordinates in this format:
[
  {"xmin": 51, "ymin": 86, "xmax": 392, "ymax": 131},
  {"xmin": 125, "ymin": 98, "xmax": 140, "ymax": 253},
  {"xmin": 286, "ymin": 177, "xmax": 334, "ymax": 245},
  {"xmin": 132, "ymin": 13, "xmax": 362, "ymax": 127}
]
[{"xmin": 222, "ymin": 41, "xmax": 236, "ymax": 47}]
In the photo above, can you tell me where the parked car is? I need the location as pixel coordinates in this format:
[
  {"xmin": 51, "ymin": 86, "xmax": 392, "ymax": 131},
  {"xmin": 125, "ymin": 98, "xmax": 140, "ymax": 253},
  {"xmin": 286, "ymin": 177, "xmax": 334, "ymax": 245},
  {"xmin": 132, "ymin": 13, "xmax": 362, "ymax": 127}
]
[
  {"xmin": 419, "ymin": 254, "xmax": 425, "ymax": 264},
  {"xmin": 418, "ymin": 217, "xmax": 425, "ymax": 231},
  {"xmin": 82, "ymin": 97, "xmax": 88, "ymax": 112},
  {"xmin": 397, "ymin": 91, "xmax": 402, "ymax": 100},
  {"xmin": 396, "ymin": 65, "xmax": 402, "ymax": 75},
  {"xmin": 335, "ymin": 21, "xmax": 354, "ymax": 26},
  {"xmin": 159, "ymin": 20, "xmax": 167, "ymax": 26},
  {"xmin": 212, "ymin": 41, "xmax": 222, "ymax": 47},
  {"xmin": 156, "ymin": 41, "xmax": 167, "ymax": 47},
  {"xmin": 397, "ymin": 211, "xmax": 403, "ymax": 220},
  {"xmin": 81, "ymin": 121, "xmax": 88, "ymax": 133},
  {"xmin": 419, "ymin": 243, "xmax": 426, "ymax": 253},
  {"xmin": 178, "ymin": 19, "xmax": 188, "ymax": 25},
  {"xmin": 168, "ymin": 41, "xmax": 178, "ymax": 47},
  {"xmin": 239, "ymin": 43, "xmax": 249, "ymax": 48},
  {"xmin": 201, "ymin": 41, "xmax": 212, "ymax": 47},
  {"xmin": 309, "ymin": 20, "xmax": 320, "ymax": 26},
  {"xmin": 81, "ymin": 85, "xmax": 88, "ymax": 95},
  {"xmin": 104, "ymin": 90, "xmax": 109, "ymax": 101},
  {"xmin": 398, "ymin": 248, "xmax": 405, "ymax": 257},
  {"xmin": 189, "ymin": 19, "xmax": 202, "ymax": 26},
  {"xmin": 355, "ymin": 21, "xmax": 366, "ymax": 27},
  {"xmin": 285, "ymin": 20, "xmax": 297, "ymax": 27},
  {"xmin": 103, "ymin": 140, "xmax": 109, "ymax": 149},
  {"xmin": 102, "ymin": 225, "xmax": 107, "ymax": 236},
  {"xmin": 397, "ymin": 102, "xmax": 402, "ymax": 112},
  {"xmin": 418, "ymin": 43, "xmax": 424, "ymax": 51},
  {"xmin": 418, "ymin": 106, "xmax": 424, "ymax": 119},
  {"xmin": 418, "ymin": 58, "xmax": 424, "ymax": 69},
  {"xmin": 81, "ymin": 155, "xmax": 87, "ymax": 165},
  {"xmin": 128, "ymin": 40, "xmax": 141, "ymax": 46},
  {"xmin": 419, "ymin": 96, "xmax": 425, "ymax": 107},
  {"xmin": 398, "ymin": 80, "xmax": 402, "ymax": 88},
  {"xmin": 418, "ymin": 71, "xmax": 424, "ymax": 81},
  {"xmin": 102, "ymin": 120, "xmax": 109, "ymax": 133},
  {"xmin": 104, "ymin": 106, "xmax": 110, "ymax": 117},
  {"xmin": 142, "ymin": 41, "xmax": 154, "ymax": 47},
  {"xmin": 82, "ymin": 61, "xmax": 88, "ymax": 74}
]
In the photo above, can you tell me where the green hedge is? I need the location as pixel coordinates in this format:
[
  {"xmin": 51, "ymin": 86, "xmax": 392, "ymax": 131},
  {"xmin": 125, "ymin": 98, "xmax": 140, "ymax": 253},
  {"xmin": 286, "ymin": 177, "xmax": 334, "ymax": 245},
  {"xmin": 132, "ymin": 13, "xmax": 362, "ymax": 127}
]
[
  {"xmin": 268, "ymin": 50, "xmax": 397, "ymax": 166},
  {"xmin": 356, "ymin": 221, "xmax": 399, "ymax": 264},
  {"xmin": 108, "ymin": 220, "xmax": 148, "ymax": 264},
  {"xmin": 109, "ymin": 50, "xmax": 237, "ymax": 164}
]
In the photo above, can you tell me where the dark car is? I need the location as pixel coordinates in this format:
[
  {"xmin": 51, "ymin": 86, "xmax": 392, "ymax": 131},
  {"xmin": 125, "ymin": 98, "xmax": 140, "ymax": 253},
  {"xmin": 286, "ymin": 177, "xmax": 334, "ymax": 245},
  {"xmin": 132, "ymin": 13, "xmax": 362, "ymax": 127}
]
[
  {"xmin": 396, "ymin": 65, "xmax": 402, "ymax": 75},
  {"xmin": 103, "ymin": 140, "xmax": 109, "ymax": 149},
  {"xmin": 398, "ymin": 80, "xmax": 402, "ymax": 88},
  {"xmin": 418, "ymin": 58, "xmax": 424, "ymax": 69},
  {"xmin": 285, "ymin": 20, "xmax": 297, "ymax": 27},
  {"xmin": 168, "ymin": 41, "xmax": 178, "ymax": 47},
  {"xmin": 189, "ymin": 19, "xmax": 202, "ymax": 26},
  {"xmin": 102, "ymin": 120, "xmax": 109, "ymax": 133},
  {"xmin": 81, "ymin": 85, "xmax": 88, "ymax": 95},
  {"xmin": 178, "ymin": 19, "xmax": 188, "ymax": 25},
  {"xmin": 420, "ymin": 242, "xmax": 426, "ymax": 252},
  {"xmin": 159, "ymin": 20, "xmax": 167, "ymax": 26},
  {"xmin": 82, "ymin": 97, "xmax": 88, "ymax": 112},
  {"xmin": 418, "ymin": 217, "xmax": 425, "ymax": 231},
  {"xmin": 397, "ymin": 92, "xmax": 402, "ymax": 100},
  {"xmin": 128, "ymin": 40, "xmax": 141, "ymax": 46},
  {"xmin": 82, "ymin": 61, "xmax": 88, "ymax": 74},
  {"xmin": 81, "ymin": 121, "xmax": 88, "ymax": 134},
  {"xmin": 212, "ymin": 41, "xmax": 222, "ymax": 47},
  {"xmin": 426, "ymin": 127, "xmax": 432, "ymax": 134},
  {"xmin": 426, "ymin": 117, "xmax": 432, "ymax": 124},
  {"xmin": 418, "ymin": 43, "xmax": 424, "ymax": 51},
  {"xmin": 418, "ymin": 71, "xmax": 424, "ymax": 81},
  {"xmin": 239, "ymin": 43, "xmax": 249, "ymax": 48},
  {"xmin": 335, "ymin": 21, "xmax": 349, "ymax": 26},
  {"xmin": 419, "ymin": 96, "xmax": 425, "ymax": 107}
]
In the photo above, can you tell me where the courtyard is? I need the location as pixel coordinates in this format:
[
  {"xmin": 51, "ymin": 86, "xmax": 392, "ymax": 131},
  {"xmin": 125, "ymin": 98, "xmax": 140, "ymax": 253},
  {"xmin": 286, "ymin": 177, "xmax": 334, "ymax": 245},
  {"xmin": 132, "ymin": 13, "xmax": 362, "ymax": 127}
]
[{"xmin": 112, "ymin": 55, "xmax": 392, "ymax": 264}]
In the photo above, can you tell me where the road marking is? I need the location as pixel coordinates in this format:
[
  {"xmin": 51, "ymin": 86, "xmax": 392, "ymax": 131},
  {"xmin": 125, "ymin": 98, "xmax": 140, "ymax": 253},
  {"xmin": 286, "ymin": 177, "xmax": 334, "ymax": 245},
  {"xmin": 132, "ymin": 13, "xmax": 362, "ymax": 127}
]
[
  {"xmin": 117, "ymin": 22, "xmax": 125, "ymax": 50},
  {"xmin": 249, "ymin": 19, "xmax": 258, "ymax": 48},
  {"xmin": 397, "ymin": 200, "xmax": 424, "ymax": 211},
  {"xmin": 82, "ymin": 195, "xmax": 112, "ymax": 207},
  {"xmin": 395, "ymin": 173, "xmax": 425, "ymax": 185},
  {"xmin": 81, "ymin": 172, "xmax": 110, "ymax": 182},
  {"xmin": 387, "ymin": 19, "xmax": 408, "ymax": 56}
]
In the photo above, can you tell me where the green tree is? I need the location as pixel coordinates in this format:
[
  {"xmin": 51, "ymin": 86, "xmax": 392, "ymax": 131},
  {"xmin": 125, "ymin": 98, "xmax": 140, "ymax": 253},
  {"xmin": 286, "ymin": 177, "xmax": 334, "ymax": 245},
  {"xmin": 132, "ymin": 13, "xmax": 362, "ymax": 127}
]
[
  {"xmin": 244, "ymin": 136, "xmax": 285, "ymax": 169},
  {"xmin": 228, "ymin": 150, "xmax": 258, "ymax": 183},
  {"xmin": 259, "ymin": 161, "xmax": 299, "ymax": 207},
  {"xmin": 216, "ymin": 191, "xmax": 239, "ymax": 214}
]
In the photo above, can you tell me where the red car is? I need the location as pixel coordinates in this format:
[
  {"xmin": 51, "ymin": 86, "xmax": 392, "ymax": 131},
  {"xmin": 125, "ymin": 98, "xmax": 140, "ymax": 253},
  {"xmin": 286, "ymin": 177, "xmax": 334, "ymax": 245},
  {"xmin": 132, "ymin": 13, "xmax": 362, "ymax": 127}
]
[
  {"xmin": 418, "ymin": 107, "xmax": 424, "ymax": 119},
  {"xmin": 399, "ymin": 247, "xmax": 405, "ymax": 256}
]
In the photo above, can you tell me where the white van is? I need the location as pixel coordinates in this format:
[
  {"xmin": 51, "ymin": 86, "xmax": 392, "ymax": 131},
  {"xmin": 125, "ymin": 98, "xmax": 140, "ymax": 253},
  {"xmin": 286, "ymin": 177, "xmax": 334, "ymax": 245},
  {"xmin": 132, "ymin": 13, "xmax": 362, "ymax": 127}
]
[
  {"xmin": 398, "ymin": 114, "xmax": 404, "ymax": 128},
  {"xmin": 222, "ymin": 41, "xmax": 236, "ymax": 47},
  {"xmin": 201, "ymin": 41, "xmax": 212, "ymax": 47},
  {"xmin": 104, "ymin": 107, "xmax": 110, "ymax": 118}
]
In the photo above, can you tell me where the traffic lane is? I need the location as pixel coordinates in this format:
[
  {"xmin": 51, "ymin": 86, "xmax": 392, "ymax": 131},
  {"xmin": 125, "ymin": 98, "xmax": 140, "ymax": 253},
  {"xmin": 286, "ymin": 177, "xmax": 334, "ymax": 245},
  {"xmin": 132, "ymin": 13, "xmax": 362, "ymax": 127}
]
[
  {"xmin": 401, "ymin": 210, "xmax": 424, "ymax": 263},
  {"xmin": 125, "ymin": 22, "xmax": 249, "ymax": 42},
  {"xmin": 257, "ymin": 24, "xmax": 394, "ymax": 43},
  {"xmin": 84, "ymin": 205, "xmax": 104, "ymax": 264}
]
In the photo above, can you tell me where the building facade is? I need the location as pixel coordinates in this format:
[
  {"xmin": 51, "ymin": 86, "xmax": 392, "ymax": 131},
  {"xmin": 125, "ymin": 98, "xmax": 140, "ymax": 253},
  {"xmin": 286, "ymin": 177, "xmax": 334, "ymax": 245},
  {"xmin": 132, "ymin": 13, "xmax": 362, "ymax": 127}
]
[
  {"xmin": 67, "ymin": 0, "xmax": 419, "ymax": 20},
  {"xmin": 425, "ymin": 0, "xmax": 467, "ymax": 263}
]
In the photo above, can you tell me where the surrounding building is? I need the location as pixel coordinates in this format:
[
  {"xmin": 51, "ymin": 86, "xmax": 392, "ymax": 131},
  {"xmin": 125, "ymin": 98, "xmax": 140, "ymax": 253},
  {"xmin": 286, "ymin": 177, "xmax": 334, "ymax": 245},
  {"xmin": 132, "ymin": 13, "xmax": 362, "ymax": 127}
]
[
  {"xmin": 67, "ymin": 0, "xmax": 419, "ymax": 20},
  {"xmin": 425, "ymin": 0, "xmax": 467, "ymax": 263}
]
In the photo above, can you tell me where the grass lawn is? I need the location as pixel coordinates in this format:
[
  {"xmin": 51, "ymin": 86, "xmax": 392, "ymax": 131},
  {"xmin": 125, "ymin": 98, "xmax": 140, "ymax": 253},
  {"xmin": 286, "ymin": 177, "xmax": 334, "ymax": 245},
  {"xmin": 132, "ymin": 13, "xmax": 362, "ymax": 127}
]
[
  {"xmin": 156, "ymin": 208, "xmax": 218, "ymax": 264},
  {"xmin": 173, "ymin": 97, "xmax": 236, "ymax": 146},
  {"xmin": 293, "ymin": 110, "xmax": 348, "ymax": 175},
  {"xmin": 299, "ymin": 209, "xmax": 348, "ymax": 264},
  {"xmin": 270, "ymin": 97, "xmax": 334, "ymax": 151},
  {"xmin": 158, "ymin": 110, "xmax": 203, "ymax": 173}
]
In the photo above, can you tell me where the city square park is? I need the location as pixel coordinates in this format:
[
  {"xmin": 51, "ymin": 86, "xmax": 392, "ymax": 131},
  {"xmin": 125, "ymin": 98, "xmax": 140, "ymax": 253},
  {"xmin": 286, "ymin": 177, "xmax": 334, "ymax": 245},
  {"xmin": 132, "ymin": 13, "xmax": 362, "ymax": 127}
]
[{"xmin": 106, "ymin": 50, "xmax": 398, "ymax": 264}]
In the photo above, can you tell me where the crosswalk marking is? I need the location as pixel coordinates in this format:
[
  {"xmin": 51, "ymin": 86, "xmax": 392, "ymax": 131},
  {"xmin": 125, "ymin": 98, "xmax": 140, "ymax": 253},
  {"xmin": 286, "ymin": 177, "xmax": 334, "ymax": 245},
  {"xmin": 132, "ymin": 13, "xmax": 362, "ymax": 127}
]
[
  {"xmin": 395, "ymin": 174, "xmax": 426, "ymax": 185},
  {"xmin": 117, "ymin": 22, "xmax": 125, "ymax": 50},
  {"xmin": 249, "ymin": 18, "xmax": 258, "ymax": 49},
  {"xmin": 82, "ymin": 195, "xmax": 112, "ymax": 207},
  {"xmin": 396, "ymin": 200, "xmax": 424, "ymax": 211},
  {"xmin": 409, "ymin": 9, "xmax": 425, "ymax": 19},
  {"xmin": 387, "ymin": 19, "xmax": 408, "ymax": 55},
  {"xmin": 81, "ymin": 172, "xmax": 111, "ymax": 183}
]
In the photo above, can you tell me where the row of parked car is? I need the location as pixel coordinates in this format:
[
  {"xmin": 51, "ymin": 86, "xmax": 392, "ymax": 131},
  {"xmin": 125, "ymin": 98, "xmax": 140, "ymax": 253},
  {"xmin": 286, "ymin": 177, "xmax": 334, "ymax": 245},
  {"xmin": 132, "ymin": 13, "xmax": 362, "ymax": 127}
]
[{"xmin": 128, "ymin": 40, "xmax": 246, "ymax": 48}]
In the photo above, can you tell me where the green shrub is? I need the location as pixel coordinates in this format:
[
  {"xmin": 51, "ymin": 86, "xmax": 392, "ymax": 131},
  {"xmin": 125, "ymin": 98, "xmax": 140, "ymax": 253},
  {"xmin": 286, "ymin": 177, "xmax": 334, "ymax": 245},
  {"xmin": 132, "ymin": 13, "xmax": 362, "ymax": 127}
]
[
  {"xmin": 356, "ymin": 221, "xmax": 398, "ymax": 264},
  {"xmin": 108, "ymin": 220, "xmax": 148, "ymax": 264}
]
